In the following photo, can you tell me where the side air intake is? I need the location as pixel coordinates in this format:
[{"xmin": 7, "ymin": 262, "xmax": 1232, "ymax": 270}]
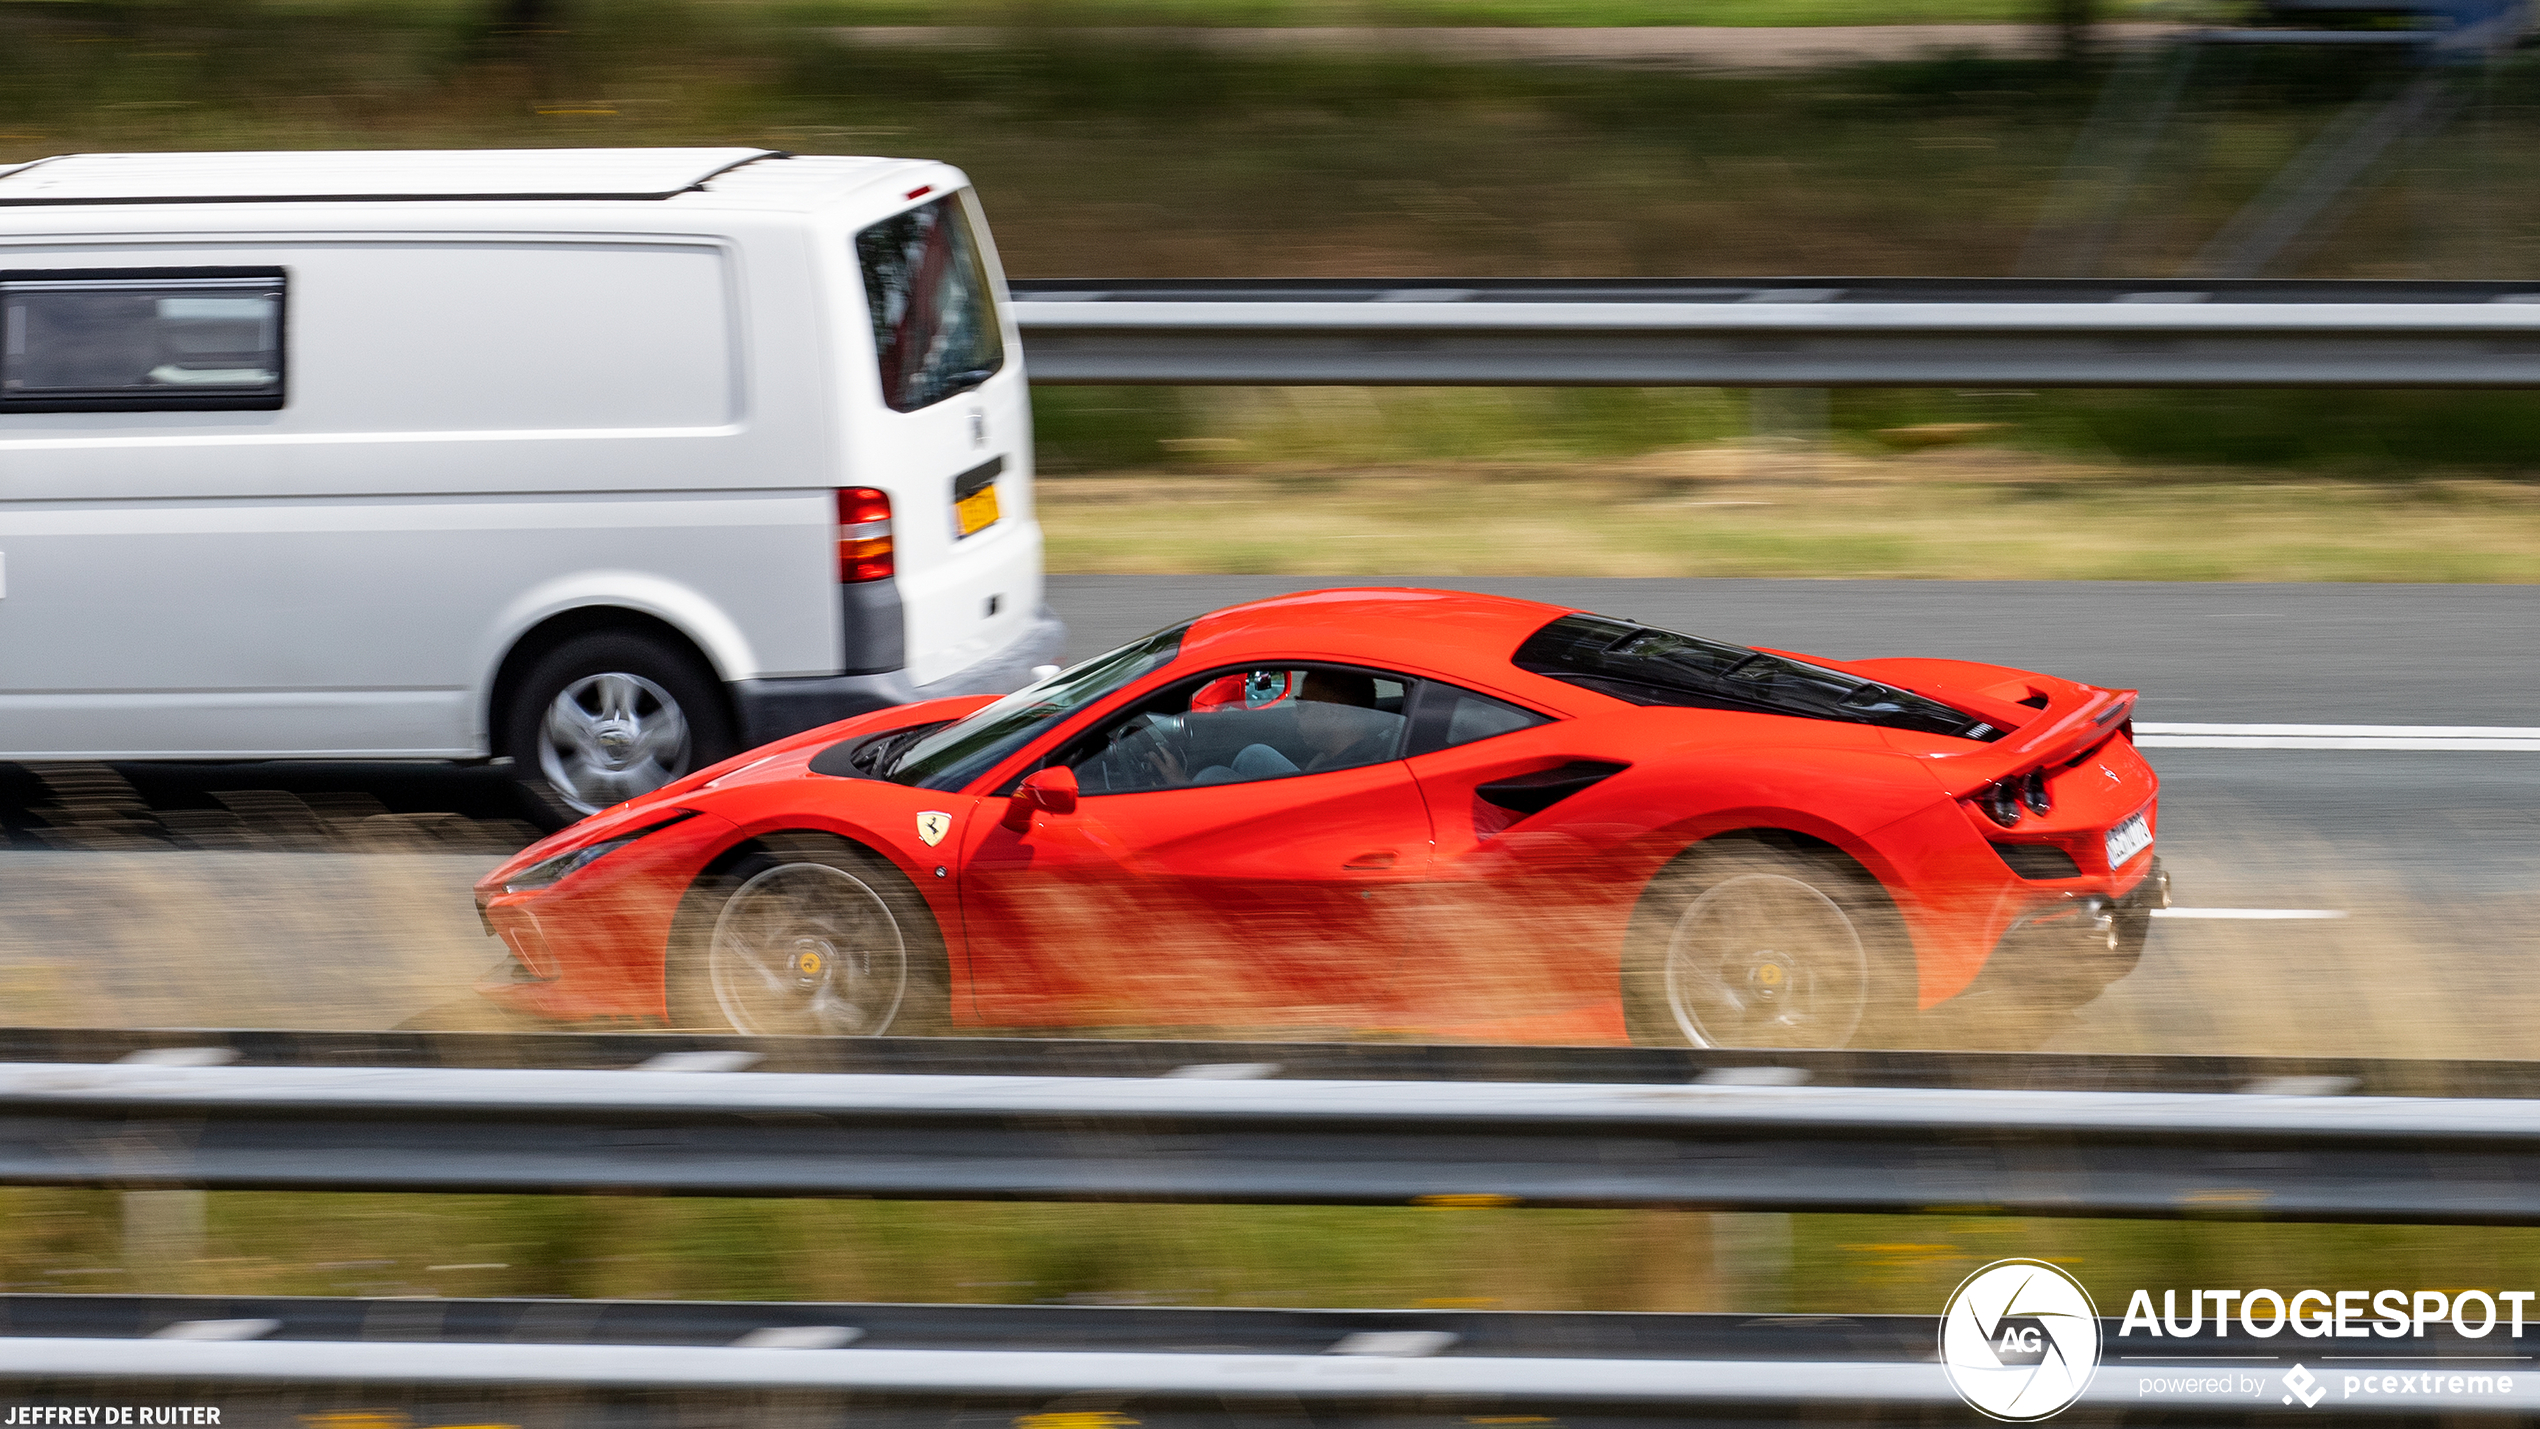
[{"xmin": 1476, "ymin": 761, "xmax": 1628, "ymax": 817}]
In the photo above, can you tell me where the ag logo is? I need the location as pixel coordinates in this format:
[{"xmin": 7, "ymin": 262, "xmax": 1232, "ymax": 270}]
[
  {"xmin": 1940, "ymin": 1259, "xmax": 2101, "ymax": 1421},
  {"xmin": 915, "ymin": 811, "xmax": 952, "ymax": 847}
]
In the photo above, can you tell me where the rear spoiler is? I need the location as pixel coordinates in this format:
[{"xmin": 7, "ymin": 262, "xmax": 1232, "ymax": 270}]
[{"xmin": 1788, "ymin": 651, "xmax": 2137, "ymax": 795}]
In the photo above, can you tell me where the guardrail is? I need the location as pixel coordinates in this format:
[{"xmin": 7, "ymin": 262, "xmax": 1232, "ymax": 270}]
[
  {"xmin": 1010, "ymin": 276, "xmax": 2540, "ymax": 386},
  {"xmin": 0, "ymin": 1294, "xmax": 2523, "ymax": 1424},
  {"xmin": 2, "ymin": 1031, "xmax": 2535, "ymax": 1222},
  {"xmin": 11, "ymin": 1026, "xmax": 2536, "ymax": 1097}
]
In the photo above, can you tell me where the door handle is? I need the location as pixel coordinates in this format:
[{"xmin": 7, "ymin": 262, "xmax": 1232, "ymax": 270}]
[{"xmin": 1342, "ymin": 851, "xmax": 1398, "ymax": 870}]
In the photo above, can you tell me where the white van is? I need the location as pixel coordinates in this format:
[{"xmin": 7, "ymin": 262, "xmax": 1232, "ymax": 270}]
[{"xmin": 0, "ymin": 147, "xmax": 1063, "ymax": 814}]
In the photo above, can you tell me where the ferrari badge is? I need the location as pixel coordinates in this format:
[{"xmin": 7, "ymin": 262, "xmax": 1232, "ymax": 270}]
[{"xmin": 916, "ymin": 811, "xmax": 952, "ymax": 847}]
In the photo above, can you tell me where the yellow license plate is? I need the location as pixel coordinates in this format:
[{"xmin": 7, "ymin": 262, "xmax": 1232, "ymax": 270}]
[{"xmin": 955, "ymin": 485, "xmax": 1001, "ymax": 537}]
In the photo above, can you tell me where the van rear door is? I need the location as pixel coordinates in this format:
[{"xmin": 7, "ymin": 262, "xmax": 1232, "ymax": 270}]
[{"xmin": 846, "ymin": 186, "xmax": 1037, "ymax": 691}]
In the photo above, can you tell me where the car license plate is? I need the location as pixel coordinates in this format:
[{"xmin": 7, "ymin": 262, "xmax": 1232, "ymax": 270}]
[
  {"xmin": 2104, "ymin": 809, "xmax": 2153, "ymax": 868},
  {"xmin": 955, "ymin": 485, "xmax": 1000, "ymax": 538}
]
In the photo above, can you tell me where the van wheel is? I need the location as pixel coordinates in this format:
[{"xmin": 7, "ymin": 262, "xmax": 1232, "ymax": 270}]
[
  {"xmin": 502, "ymin": 630, "xmax": 734, "ymax": 821},
  {"xmin": 666, "ymin": 835, "xmax": 950, "ymax": 1037},
  {"xmin": 1622, "ymin": 841, "xmax": 1914, "ymax": 1050}
]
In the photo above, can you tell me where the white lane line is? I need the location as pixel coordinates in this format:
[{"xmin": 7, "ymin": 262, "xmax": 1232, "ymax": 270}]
[
  {"xmin": 2152, "ymin": 908, "xmax": 2348, "ymax": 921},
  {"xmin": 2136, "ymin": 722, "xmax": 2540, "ymax": 751}
]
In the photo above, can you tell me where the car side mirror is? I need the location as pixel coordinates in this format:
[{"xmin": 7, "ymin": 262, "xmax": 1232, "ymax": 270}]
[{"xmin": 1002, "ymin": 765, "xmax": 1079, "ymax": 831}]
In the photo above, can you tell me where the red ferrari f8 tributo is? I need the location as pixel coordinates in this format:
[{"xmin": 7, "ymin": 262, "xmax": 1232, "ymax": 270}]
[{"xmin": 474, "ymin": 589, "xmax": 2165, "ymax": 1048}]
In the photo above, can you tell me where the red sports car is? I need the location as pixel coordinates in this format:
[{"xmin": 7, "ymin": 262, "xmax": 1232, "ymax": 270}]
[{"xmin": 472, "ymin": 588, "xmax": 2165, "ymax": 1049}]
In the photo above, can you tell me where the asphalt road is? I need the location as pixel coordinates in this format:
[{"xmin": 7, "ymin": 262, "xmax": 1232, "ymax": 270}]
[{"xmin": 1049, "ymin": 576, "xmax": 2538, "ymax": 726}]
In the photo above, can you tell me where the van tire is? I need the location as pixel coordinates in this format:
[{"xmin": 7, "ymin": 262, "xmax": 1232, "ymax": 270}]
[
  {"xmin": 500, "ymin": 629, "xmax": 734, "ymax": 822},
  {"xmin": 665, "ymin": 834, "xmax": 950, "ymax": 1037}
]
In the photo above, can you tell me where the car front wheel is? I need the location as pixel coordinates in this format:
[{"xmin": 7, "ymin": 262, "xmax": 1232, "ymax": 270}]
[{"xmin": 667, "ymin": 835, "xmax": 949, "ymax": 1037}]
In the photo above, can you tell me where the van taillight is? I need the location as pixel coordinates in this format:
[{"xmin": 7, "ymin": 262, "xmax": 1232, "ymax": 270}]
[{"xmin": 837, "ymin": 487, "xmax": 894, "ymax": 583}]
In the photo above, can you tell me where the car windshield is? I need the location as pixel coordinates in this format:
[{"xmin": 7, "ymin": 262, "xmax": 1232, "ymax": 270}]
[
  {"xmin": 881, "ymin": 623, "xmax": 1191, "ymax": 790},
  {"xmin": 1514, "ymin": 613, "xmax": 2002, "ymax": 741}
]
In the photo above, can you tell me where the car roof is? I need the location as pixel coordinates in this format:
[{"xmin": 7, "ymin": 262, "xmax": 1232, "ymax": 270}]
[
  {"xmin": 0, "ymin": 148, "xmax": 924, "ymax": 210},
  {"xmin": 1175, "ymin": 587, "xmax": 1582, "ymax": 675}
]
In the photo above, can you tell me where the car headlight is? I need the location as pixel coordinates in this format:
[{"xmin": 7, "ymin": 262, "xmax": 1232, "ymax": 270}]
[{"xmin": 504, "ymin": 810, "xmax": 697, "ymax": 893}]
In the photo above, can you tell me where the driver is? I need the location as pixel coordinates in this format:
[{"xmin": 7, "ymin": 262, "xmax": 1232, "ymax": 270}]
[{"xmin": 1293, "ymin": 670, "xmax": 1396, "ymax": 771}]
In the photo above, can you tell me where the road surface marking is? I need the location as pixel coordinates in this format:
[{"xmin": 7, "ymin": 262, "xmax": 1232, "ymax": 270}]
[
  {"xmin": 2152, "ymin": 908, "xmax": 2347, "ymax": 920},
  {"xmin": 2136, "ymin": 723, "xmax": 2540, "ymax": 751}
]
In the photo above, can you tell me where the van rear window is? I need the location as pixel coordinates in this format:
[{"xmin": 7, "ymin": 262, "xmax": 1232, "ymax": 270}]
[
  {"xmin": 1, "ymin": 268, "xmax": 284, "ymax": 412},
  {"xmin": 855, "ymin": 194, "xmax": 1003, "ymax": 413}
]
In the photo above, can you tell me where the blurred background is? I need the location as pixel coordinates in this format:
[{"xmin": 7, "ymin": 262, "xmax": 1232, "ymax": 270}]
[{"xmin": 3, "ymin": 0, "xmax": 2537, "ymax": 1328}]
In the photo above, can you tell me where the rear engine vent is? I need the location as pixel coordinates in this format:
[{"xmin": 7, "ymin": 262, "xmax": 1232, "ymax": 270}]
[
  {"xmin": 1992, "ymin": 842, "xmax": 2081, "ymax": 881},
  {"xmin": 2018, "ymin": 693, "xmax": 2051, "ymax": 710}
]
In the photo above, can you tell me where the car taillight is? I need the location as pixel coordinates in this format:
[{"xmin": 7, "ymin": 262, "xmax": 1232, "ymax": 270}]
[
  {"xmin": 1974, "ymin": 770, "xmax": 2051, "ymax": 827},
  {"xmin": 837, "ymin": 487, "xmax": 893, "ymax": 582}
]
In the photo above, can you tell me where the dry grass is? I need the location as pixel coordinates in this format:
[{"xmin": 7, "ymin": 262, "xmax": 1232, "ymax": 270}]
[
  {"xmin": 2065, "ymin": 831, "xmax": 2540, "ymax": 1061},
  {"xmin": 1041, "ymin": 448, "xmax": 2540, "ymax": 582},
  {"xmin": 0, "ymin": 851, "xmax": 504, "ymax": 1029}
]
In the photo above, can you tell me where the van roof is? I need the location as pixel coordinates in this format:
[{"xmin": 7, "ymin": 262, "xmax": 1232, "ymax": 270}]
[{"xmin": 0, "ymin": 148, "xmax": 815, "ymax": 206}]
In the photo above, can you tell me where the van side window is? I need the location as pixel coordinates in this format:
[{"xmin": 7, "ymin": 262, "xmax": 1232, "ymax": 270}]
[
  {"xmin": 854, "ymin": 194, "xmax": 1004, "ymax": 413},
  {"xmin": 1, "ymin": 268, "xmax": 284, "ymax": 412}
]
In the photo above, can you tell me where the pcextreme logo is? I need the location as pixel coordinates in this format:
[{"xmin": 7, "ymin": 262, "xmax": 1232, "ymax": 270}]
[{"xmin": 1940, "ymin": 1259, "xmax": 2103, "ymax": 1421}]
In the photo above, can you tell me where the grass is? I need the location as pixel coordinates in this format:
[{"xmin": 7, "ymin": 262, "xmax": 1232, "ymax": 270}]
[
  {"xmin": 807, "ymin": 0, "xmax": 2182, "ymax": 28},
  {"xmin": 21, "ymin": 1190, "xmax": 2540, "ymax": 1317},
  {"xmin": 0, "ymin": 0, "xmax": 2194, "ymax": 32},
  {"xmin": 1031, "ymin": 386, "xmax": 2540, "ymax": 581},
  {"xmin": 1037, "ymin": 450, "xmax": 2540, "ymax": 582},
  {"xmin": 1036, "ymin": 382, "xmax": 2540, "ymax": 479}
]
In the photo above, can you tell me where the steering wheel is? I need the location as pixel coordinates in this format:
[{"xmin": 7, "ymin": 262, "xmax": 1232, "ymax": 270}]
[{"xmin": 1110, "ymin": 710, "xmax": 1191, "ymax": 790}]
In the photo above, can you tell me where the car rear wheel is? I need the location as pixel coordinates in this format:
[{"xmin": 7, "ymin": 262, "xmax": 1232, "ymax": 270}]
[
  {"xmin": 1623, "ymin": 842, "xmax": 1913, "ymax": 1050},
  {"xmin": 501, "ymin": 630, "xmax": 735, "ymax": 822},
  {"xmin": 667, "ymin": 835, "xmax": 949, "ymax": 1037}
]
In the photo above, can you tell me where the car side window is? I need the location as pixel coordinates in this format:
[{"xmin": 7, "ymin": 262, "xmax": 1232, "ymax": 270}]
[
  {"xmin": 854, "ymin": 193, "xmax": 1005, "ymax": 413},
  {"xmin": 1067, "ymin": 666, "xmax": 1412, "ymax": 795},
  {"xmin": 1405, "ymin": 680, "xmax": 1551, "ymax": 757}
]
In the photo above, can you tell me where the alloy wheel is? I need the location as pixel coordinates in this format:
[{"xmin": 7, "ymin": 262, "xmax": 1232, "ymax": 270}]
[
  {"xmin": 1662, "ymin": 872, "xmax": 1870, "ymax": 1049},
  {"xmin": 707, "ymin": 862, "xmax": 911, "ymax": 1036},
  {"xmin": 536, "ymin": 671, "xmax": 691, "ymax": 815}
]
